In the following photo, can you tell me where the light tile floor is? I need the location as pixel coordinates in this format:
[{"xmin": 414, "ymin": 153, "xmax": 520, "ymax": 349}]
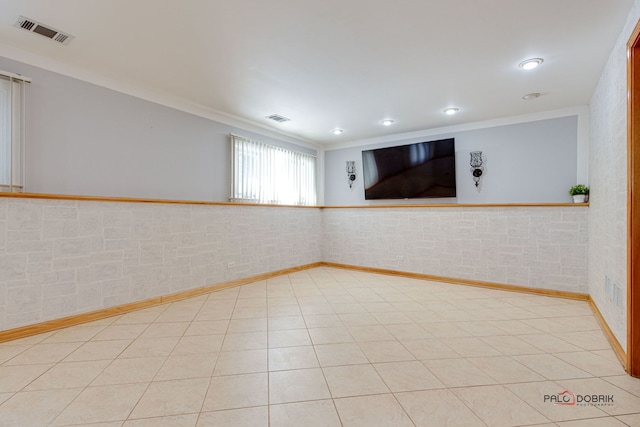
[{"xmin": 1, "ymin": 267, "xmax": 639, "ymax": 426}]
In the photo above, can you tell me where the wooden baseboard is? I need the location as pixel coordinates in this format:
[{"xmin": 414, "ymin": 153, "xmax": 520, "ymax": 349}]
[
  {"xmin": 588, "ymin": 297, "xmax": 628, "ymax": 371},
  {"xmin": 0, "ymin": 262, "xmax": 323, "ymax": 344},
  {"xmin": 321, "ymin": 262, "xmax": 590, "ymax": 301}
]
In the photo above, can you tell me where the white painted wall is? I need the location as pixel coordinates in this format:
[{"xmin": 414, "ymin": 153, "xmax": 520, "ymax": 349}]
[
  {"xmin": 588, "ymin": 0, "xmax": 640, "ymax": 350},
  {"xmin": 324, "ymin": 115, "xmax": 580, "ymax": 206},
  {"xmin": 0, "ymin": 56, "xmax": 317, "ymax": 202}
]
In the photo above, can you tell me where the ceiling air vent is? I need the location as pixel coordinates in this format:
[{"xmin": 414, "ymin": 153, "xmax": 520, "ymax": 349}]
[
  {"xmin": 266, "ymin": 114, "xmax": 291, "ymax": 123},
  {"xmin": 16, "ymin": 16, "xmax": 74, "ymax": 45}
]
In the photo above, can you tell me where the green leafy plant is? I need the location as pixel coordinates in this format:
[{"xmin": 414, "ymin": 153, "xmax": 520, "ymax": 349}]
[{"xmin": 569, "ymin": 184, "xmax": 589, "ymax": 196}]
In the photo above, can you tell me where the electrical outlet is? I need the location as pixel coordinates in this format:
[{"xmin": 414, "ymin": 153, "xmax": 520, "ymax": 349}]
[
  {"xmin": 396, "ymin": 255, "xmax": 404, "ymax": 261},
  {"xmin": 227, "ymin": 262, "xmax": 235, "ymax": 269},
  {"xmin": 613, "ymin": 283, "xmax": 623, "ymax": 308}
]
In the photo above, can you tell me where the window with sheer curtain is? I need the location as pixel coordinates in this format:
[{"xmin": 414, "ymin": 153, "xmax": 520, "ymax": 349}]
[
  {"xmin": 231, "ymin": 134, "xmax": 317, "ymax": 206},
  {"xmin": 0, "ymin": 71, "xmax": 29, "ymax": 193}
]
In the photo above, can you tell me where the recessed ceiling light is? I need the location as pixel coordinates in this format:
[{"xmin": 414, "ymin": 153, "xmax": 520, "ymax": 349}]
[
  {"xmin": 519, "ymin": 58, "xmax": 544, "ymax": 70},
  {"xmin": 381, "ymin": 119, "xmax": 395, "ymax": 126},
  {"xmin": 522, "ymin": 92, "xmax": 541, "ymax": 100},
  {"xmin": 332, "ymin": 128, "xmax": 344, "ymax": 135},
  {"xmin": 443, "ymin": 107, "xmax": 459, "ymax": 115}
]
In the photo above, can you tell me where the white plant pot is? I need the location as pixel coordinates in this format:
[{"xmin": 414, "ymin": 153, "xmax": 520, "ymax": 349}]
[{"xmin": 573, "ymin": 194, "xmax": 587, "ymax": 203}]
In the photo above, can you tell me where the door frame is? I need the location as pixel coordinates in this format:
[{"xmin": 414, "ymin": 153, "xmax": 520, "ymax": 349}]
[{"xmin": 627, "ymin": 18, "xmax": 640, "ymax": 377}]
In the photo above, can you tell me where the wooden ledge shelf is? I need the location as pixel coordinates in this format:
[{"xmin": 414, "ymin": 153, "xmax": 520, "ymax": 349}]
[{"xmin": 0, "ymin": 192, "xmax": 588, "ymax": 209}]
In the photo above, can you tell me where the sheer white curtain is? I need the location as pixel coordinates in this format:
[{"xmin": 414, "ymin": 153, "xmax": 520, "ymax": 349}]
[
  {"xmin": 0, "ymin": 72, "xmax": 28, "ymax": 192},
  {"xmin": 231, "ymin": 134, "xmax": 317, "ymax": 206}
]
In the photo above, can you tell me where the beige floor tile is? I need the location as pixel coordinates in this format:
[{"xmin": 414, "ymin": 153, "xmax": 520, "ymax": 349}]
[
  {"xmin": 3, "ymin": 342, "xmax": 82, "ymax": 365},
  {"xmin": 184, "ymin": 320, "xmax": 229, "ymax": 336},
  {"xmin": 358, "ymin": 341, "xmax": 415, "ymax": 363},
  {"xmin": 554, "ymin": 351, "xmax": 627, "ymax": 377},
  {"xmin": 420, "ymin": 322, "xmax": 473, "ymax": 338},
  {"xmin": 139, "ymin": 322, "xmax": 189, "ymax": 339},
  {"xmin": 615, "ymin": 413, "xmax": 640, "ymax": 425},
  {"xmin": 221, "ymin": 331, "xmax": 267, "ymax": 351},
  {"xmin": 235, "ymin": 298, "xmax": 267, "ymax": 308},
  {"xmin": 91, "ymin": 324, "xmax": 148, "ymax": 341},
  {"xmin": 338, "ymin": 313, "xmax": 380, "ymax": 326},
  {"xmin": 0, "ymin": 344, "xmax": 30, "ymax": 364},
  {"xmin": 346, "ymin": 325, "xmax": 395, "ymax": 342},
  {"xmin": 194, "ymin": 306, "xmax": 234, "ymax": 321},
  {"xmin": 401, "ymin": 338, "xmax": 460, "ymax": 360},
  {"xmin": 119, "ymin": 337, "xmax": 179, "ymax": 358},
  {"xmin": 42, "ymin": 325, "xmax": 107, "ymax": 343},
  {"xmin": 334, "ymin": 394, "xmax": 413, "ymax": 427},
  {"xmin": 303, "ymin": 314, "xmax": 343, "ymax": 328},
  {"xmin": 440, "ymin": 336, "xmax": 503, "ymax": 357},
  {"xmin": 269, "ymin": 368, "xmax": 331, "ymax": 404},
  {"xmin": 50, "ymin": 383, "xmax": 148, "ymax": 425},
  {"xmin": 553, "ymin": 330, "xmax": 612, "ymax": 350},
  {"xmin": 308, "ymin": 326, "xmax": 354, "ymax": 345},
  {"xmin": 555, "ymin": 417, "xmax": 629, "ymax": 426},
  {"xmin": 267, "ymin": 316, "xmax": 306, "ymax": 331},
  {"xmin": 202, "ymin": 372, "xmax": 268, "ymax": 411},
  {"xmin": 268, "ymin": 329, "xmax": 312, "ymax": 348},
  {"xmin": 513, "ymin": 354, "xmax": 593, "ymax": 380},
  {"xmin": 555, "ymin": 377, "xmax": 640, "ymax": 416},
  {"xmin": 480, "ymin": 335, "xmax": 545, "ymax": 355},
  {"xmin": 373, "ymin": 360, "xmax": 445, "ymax": 392},
  {"xmin": 323, "ymin": 364, "xmax": 389, "ymax": 398},
  {"xmin": 270, "ymin": 399, "xmax": 341, "ymax": 427},
  {"xmin": 232, "ymin": 307, "xmax": 267, "ymax": 319},
  {"xmin": 518, "ymin": 333, "xmax": 584, "ymax": 353},
  {"xmin": 383, "ymin": 323, "xmax": 434, "ymax": 340},
  {"xmin": 489, "ymin": 319, "xmax": 544, "ymax": 335},
  {"xmin": 123, "ymin": 413, "xmax": 198, "ymax": 426},
  {"xmin": 453, "ymin": 384, "xmax": 550, "ymax": 426},
  {"xmin": 92, "ymin": 356, "xmax": 165, "ymax": 385},
  {"xmin": 154, "ymin": 353, "xmax": 218, "ymax": 381},
  {"xmin": 314, "ymin": 343, "xmax": 369, "ymax": 366},
  {"xmin": 330, "ymin": 302, "xmax": 367, "ymax": 314},
  {"xmin": 172, "ymin": 335, "xmax": 224, "ymax": 355},
  {"xmin": 213, "ymin": 349, "xmax": 267, "ymax": 375},
  {"xmin": 0, "ymin": 364, "xmax": 53, "ymax": 392},
  {"xmin": 422, "ymin": 358, "xmax": 497, "ymax": 387},
  {"xmin": 196, "ymin": 407, "xmax": 268, "ymax": 427},
  {"xmin": 63, "ymin": 339, "xmax": 131, "ymax": 361},
  {"xmin": 25, "ymin": 359, "xmax": 110, "ymax": 390},
  {"xmin": 113, "ymin": 307, "xmax": 165, "ymax": 325},
  {"xmin": 0, "ymin": 388, "xmax": 83, "ymax": 427},
  {"xmin": 505, "ymin": 381, "xmax": 610, "ymax": 422},
  {"xmin": 226, "ymin": 318, "xmax": 268, "ymax": 334},
  {"xmin": 267, "ymin": 297, "xmax": 299, "ymax": 307},
  {"xmin": 129, "ymin": 378, "xmax": 209, "ymax": 418},
  {"xmin": 268, "ymin": 305, "xmax": 302, "ymax": 317},
  {"xmin": 268, "ymin": 346, "xmax": 319, "ymax": 371},
  {"xmin": 396, "ymin": 389, "xmax": 486, "ymax": 427},
  {"xmin": 602, "ymin": 375, "xmax": 640, "ymax": 398},
  {"xmin": 155, "ymin": 307, "xmax": 200, "ymax": 323},
  {"xmin": 468, "ymin": 355, "xmax": 545, "ymax": 383}
]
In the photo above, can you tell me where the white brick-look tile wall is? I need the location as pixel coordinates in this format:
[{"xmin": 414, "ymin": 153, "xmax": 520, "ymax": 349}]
[
  {"xmin": 0, "ymin": 197, "xmax": 322, "ymax": 331},
  {"xmin": 322, "ymin": 207, "xmax": 588, "ymax": 294},
  {"xmin": 588, "ymin": 0, "xmax": 640, "ymax": 350},
  {"xmin": 0, "ymin": 196, "xmax": 589, "ymax": 333}
]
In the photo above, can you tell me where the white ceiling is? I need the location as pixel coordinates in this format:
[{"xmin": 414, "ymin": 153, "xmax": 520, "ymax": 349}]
[{"xmin": 0, "ymin": 0, "xmax": 635, "ymax": 146}]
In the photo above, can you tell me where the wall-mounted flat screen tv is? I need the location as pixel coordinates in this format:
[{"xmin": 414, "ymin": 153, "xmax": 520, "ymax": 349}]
[{"xmin": 362, "ymin": 138, "xmax": 456, "ymax": 200}]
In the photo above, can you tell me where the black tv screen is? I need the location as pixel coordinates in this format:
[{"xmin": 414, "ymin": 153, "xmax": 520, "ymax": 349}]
[{"xmin": 362, "ymin": 138, "xmax": 456, "ymax": 200}]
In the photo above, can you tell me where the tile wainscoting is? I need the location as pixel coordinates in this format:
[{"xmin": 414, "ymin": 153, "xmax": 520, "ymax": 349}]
[
  {"xmin": 322, "ymin": 206, "xmax": 588, "ymax": 295},
  {"xmin": 0, "ymin": 196, "xmax": 588, "ymax": 334}
]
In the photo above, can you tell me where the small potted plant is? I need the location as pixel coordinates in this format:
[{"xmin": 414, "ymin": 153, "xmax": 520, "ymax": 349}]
[{"xmin": 569, "ymin": 184, "xmax": 589, "ymax": 203}]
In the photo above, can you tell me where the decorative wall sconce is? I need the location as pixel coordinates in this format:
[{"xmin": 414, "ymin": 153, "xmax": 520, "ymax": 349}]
[
  {"xmin": 346, "ymin": 161, "xmax": 356, "ymax": 188},
  {"xmin": 469, "ymin": 151, "xmax": 485, "ymax": 189}
]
